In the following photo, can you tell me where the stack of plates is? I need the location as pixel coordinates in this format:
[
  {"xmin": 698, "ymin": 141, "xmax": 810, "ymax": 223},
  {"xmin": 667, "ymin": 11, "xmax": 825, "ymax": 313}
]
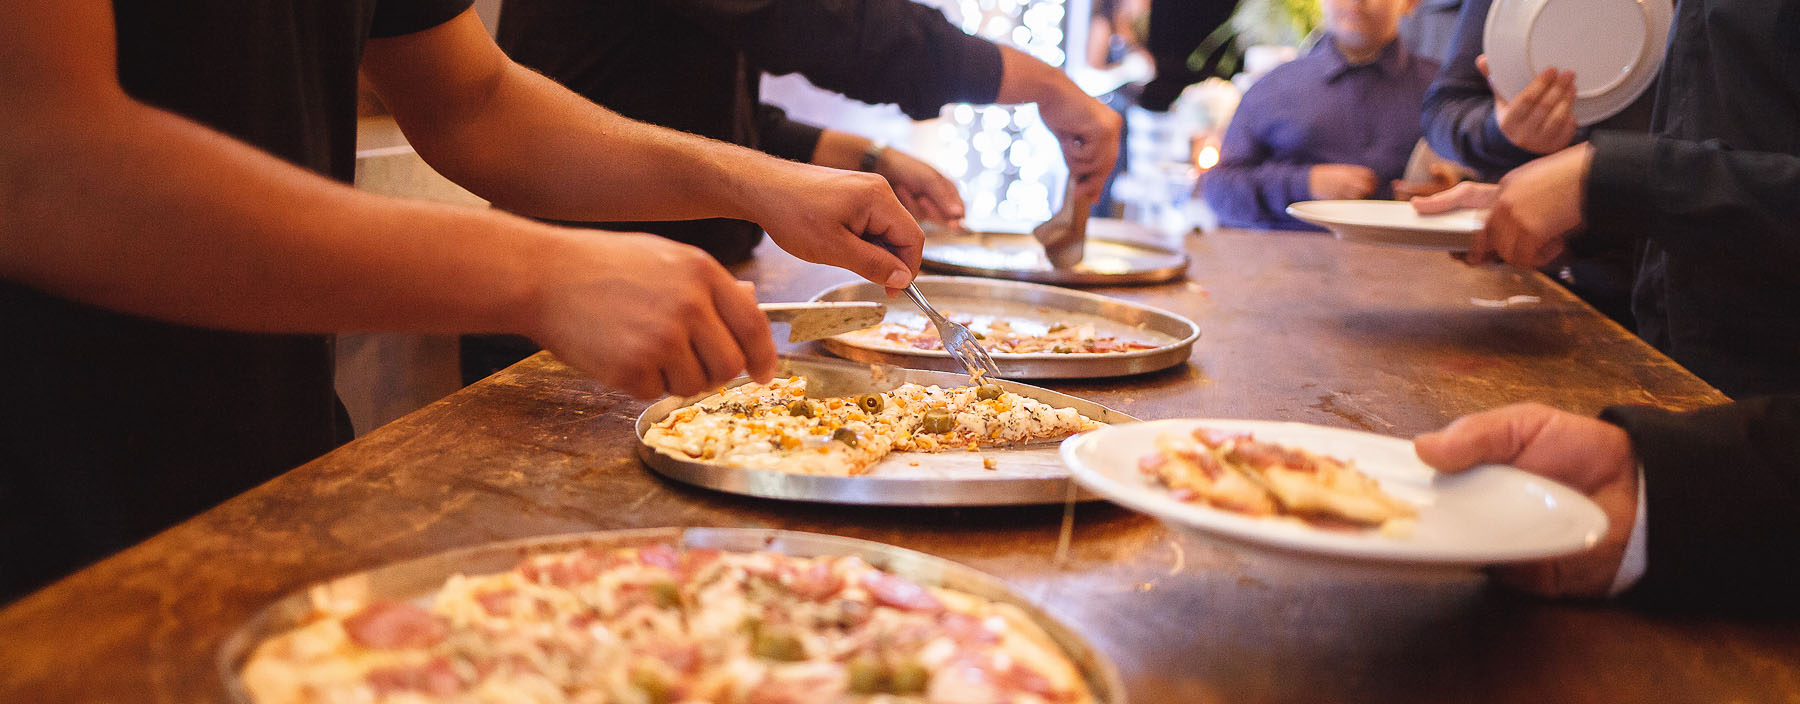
[{"xmin": 1482, "ymin": 0, "xmax": 1673, "ymax": 126}]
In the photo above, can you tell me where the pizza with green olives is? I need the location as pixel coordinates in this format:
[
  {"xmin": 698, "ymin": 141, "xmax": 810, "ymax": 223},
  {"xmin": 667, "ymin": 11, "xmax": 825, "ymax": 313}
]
[
  {"xmin": 240, "ymin": 544, "xmax": 1097, "ymax": 704},
  {"xmin": 643, "ymin": 377, "xmax": 1102, "ymax": 476}
]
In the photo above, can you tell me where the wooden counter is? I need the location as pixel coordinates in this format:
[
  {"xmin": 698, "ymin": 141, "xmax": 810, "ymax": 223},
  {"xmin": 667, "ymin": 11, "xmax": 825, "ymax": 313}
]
[{"xmin": 4, "ymin": 229, "xmax": 1791, "ymax": 703}]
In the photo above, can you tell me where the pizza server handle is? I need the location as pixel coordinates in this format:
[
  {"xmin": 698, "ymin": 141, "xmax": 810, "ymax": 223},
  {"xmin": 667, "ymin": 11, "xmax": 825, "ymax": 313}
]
[{"xmin": 760, "ymin": 301, "xmax": 886, "ymax": 343}]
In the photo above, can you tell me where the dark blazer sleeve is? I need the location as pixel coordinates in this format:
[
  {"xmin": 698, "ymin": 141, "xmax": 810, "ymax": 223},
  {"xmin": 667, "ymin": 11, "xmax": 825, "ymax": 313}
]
[
  {"xmin": 1580, "ymin": 131, "xmax": 1800, "ymax": 268},
  {"xmin": 1419, "ymin": 0, "xmax": 1542, "ymax": 181},
  {"xmin": 660, "ymin": 0, "xmax": 1003, "ymax": 120},
  {"xmin": 1600, "ymin": 397, "xmax": 1800, "ymax": 614}
]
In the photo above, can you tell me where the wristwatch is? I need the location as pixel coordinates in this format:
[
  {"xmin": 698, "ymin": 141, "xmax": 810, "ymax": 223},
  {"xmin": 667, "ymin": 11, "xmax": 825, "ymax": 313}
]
[{"xmin": 859, "ymin": 142, "xmax": 887, "ymax": 173}]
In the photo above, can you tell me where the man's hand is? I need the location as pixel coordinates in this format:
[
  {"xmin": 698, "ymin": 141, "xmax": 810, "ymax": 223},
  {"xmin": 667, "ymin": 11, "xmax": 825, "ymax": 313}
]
[
  {"xmin": 1037, "ymin": 90, "xmax": 1123, "ymax": 205},
  {"xmin": 874, "ymin": 147, "xmax": 966, "ymax": 224},
  {"xmin": 1481, "ymin": 56, "xmax": 1578, "ymax": 155},
  {"xmin": 530, "ymin": 231, "xmax": 777, "ymax": 399},
  {"xmin": 743, "ymin": 160, "xmax": 925, "ymax": 293},
  {"xmin": 1308, "ymin": 164, "xmax": 1379, "ymax": 200},
  {"xmin": 997, "ymin": 46, "xmax": 1122, "ymax": 205},
  {"xmin": 1414, "ymin": 403, "xmax": 1639, "ymax": 599},
  {"xmin": 1411, "ymin": 144, "xmax": 1591, "ymax": 267}
]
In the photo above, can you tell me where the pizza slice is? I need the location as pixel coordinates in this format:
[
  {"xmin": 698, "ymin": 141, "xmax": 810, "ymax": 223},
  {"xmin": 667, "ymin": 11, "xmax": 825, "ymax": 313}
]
[{"xmin": 1140, "ymin": 427, "xmax": 1416, "ymax": 528}]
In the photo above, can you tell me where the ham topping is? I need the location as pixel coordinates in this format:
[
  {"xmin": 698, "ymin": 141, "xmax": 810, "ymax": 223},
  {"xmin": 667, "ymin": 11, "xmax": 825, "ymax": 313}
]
[{"xmin": 343, "ymin": 601, "xmax": 448, "ymax": 650}]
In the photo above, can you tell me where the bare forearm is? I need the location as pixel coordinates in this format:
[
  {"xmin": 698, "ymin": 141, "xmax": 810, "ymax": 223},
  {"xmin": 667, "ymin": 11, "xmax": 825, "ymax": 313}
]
[
  {"xmin": 811, "ymin": 129, "xmax": 876, "ymax": 171},
  {"xmin": 382, "ymin": 63, "xmax": 779, "ymax": 222},
  {"xmin": 359, "ymin": 13, "xmax": 779, "ymax": 224},
  {"xmin": 995, "ymin": 45, "xmax": 1086, "ymax": 109},
  {"xmin": 2, "ymin": 97, "xmax": 551, "ymax": 336}
]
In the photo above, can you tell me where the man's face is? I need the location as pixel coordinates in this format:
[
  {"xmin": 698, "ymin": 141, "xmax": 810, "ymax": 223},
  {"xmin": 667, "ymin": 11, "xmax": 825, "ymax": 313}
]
[{"xmin": 1323, "ymin": 0, "xmax": 1415, "ymax": 51}]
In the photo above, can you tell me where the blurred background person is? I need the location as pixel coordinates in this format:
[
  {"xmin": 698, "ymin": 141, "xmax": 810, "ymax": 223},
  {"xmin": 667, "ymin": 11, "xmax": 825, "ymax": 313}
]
[
  {"xmin": 1085, "ymin": 0, "xmax": 1153, "ymax": 216},
  {"xmin": 1395, "ymin": 0, "xmax": 1462, "ymax": 64},
  {"xmin": 1203, "ymin": 0, "xmax": 1438, "ymax": 230}
]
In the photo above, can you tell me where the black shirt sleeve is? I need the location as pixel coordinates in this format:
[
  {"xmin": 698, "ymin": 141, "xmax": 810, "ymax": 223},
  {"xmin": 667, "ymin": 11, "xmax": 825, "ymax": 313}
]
[
  {"xmin": 658, "ymin": 0, "xmax": 1003, "ymax": 120},
  {"xmin": 371, "ymin": 0, "xmax": 476, "ymax": 38},
  {"xmin": 753, "ymin": 103, "xmax": 825, "ymax": 165},
  {"xmin": 1599, "ymin": 397, "xmax": 1800, "ymax": 615}
]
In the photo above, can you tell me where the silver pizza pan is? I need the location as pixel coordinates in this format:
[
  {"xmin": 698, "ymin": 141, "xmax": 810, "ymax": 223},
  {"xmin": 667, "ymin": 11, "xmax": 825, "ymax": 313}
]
[
  {"xmin": 635, "ymin": 356, "xmax": 1138, "ymax": 506},
  {"xmin": 217, "ymin": 528, "xmax": 1126, "ymax": 704},
  {"xmin": 922, "ymin": 218, "xmax": 1189, "ymax": 286},
  {"xmin": 814, "ymin": 276, "xmax": 1199, "ymax": 379}
]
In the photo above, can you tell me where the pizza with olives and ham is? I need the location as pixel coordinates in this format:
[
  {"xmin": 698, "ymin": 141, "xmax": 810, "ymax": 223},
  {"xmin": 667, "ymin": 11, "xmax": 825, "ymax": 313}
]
[
  {"xmin": 1137, "ymin": 427, "xmax": 1417, "ymax": 529},
  {"xmin": 240, "ymin": 544, "xmax": 1097, "ymax": 704},
  {"xmin": 643, "ymin": 376, "xmax": 1101, "ymax": 477}
]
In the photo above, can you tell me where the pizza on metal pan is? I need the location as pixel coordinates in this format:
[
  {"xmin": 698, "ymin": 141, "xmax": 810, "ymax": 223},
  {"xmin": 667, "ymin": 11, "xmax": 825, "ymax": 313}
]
[
  {"xmin": 841, "ymin": 316, "xmax": 1160, "ymax": 355},
  {"xmin": 1138, "ymin": 427, "xmax": 1417, "ymax": 530},
  {"xmin": 240, "ymin": 544, "xmax": 1096, "ymax": 704},
  {"xmin": 644, "ymin": 377, "xmax": 1101, "ymax": 476}
]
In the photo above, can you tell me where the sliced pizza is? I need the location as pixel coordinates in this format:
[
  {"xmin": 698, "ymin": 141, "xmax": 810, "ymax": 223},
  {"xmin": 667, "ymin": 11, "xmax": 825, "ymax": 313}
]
[
  {"xmin": 645, "ymin": 377, "xmax": 1102, "ymax": 476},
  {"xmin": 1139, "ymin": 427, "xmax": 1416, "ymax": 528}
]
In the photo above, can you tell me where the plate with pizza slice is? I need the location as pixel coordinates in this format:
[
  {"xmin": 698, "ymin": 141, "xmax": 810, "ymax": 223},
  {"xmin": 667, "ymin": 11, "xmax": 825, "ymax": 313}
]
[{"xmin": 1060, "ymin": 418, "xmax": 1608, "ymax": 564}]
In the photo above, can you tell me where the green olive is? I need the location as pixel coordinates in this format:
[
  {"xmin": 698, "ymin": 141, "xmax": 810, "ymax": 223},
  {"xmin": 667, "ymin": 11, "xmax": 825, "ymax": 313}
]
[
  {"xmin": 752, "ymin": 628, "xmax": 806, "ymax": 661},
  {"xmin": 974, "ymin": 384, "xmax": 1003, "ymax": 401},
  {"xmin": 890, "ymin": 660, "xmax": 930, "ymax": 694},
  {"xmin": 1052, "ymin": 344, "xmax": 1073, "ymax": 353},
  {"xmin": 846, "ymin": 655, "xmax": 886, "ymax": 694},
  {"xmin": 856, "ymin": 393, "xmax": 884, "ymax": 413},
  {"xmin": 786, "ymin": 399, "xmax": 814, "ymax": 417},
  {"xmin": 921, "ymin": 409, "xmax": 954, "ymax": 434},
  {"xmin": 832, "ymin": 428, "xmax": 859, "ymax": 448},
  {"xmin": 1047, "ymin": 322, "xmax": 1068, "ymax": 333}
]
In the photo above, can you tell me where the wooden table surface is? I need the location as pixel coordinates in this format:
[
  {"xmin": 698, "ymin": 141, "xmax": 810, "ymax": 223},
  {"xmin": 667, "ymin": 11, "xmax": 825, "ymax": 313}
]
[{"xmin": 5, "ymin": 229, "xmax": 1792, "ymax": 703}]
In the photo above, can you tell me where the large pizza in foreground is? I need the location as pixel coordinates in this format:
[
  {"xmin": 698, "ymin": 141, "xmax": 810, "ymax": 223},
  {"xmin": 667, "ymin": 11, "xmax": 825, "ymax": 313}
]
[
  {"xmin": 644, "ymin": 377, "xmax": 1102, "ymax": 477},
  {"xmin": 241, "ymin": 544, "xmax": 1095, "ymax": 704}
]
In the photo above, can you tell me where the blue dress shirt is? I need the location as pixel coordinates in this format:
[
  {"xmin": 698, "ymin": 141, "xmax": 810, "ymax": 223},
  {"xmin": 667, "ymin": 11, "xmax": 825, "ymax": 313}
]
[{"xmin": 1204, "ymin": 36, "xmax": 1440, "ymax": 230}]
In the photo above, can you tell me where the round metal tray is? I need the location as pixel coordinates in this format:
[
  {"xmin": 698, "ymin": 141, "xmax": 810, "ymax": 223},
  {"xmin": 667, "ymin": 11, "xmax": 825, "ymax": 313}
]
[
  {"xmin": 217, "ymin": 528, "xmax": 1126, "ymax": 704},
  {"xmin": 922, "ymin": 218, "xmax": 1190, "ymax": 286},
  {"xmin": 813, "ymin": 276, "xmax": 1199, "ymax": 379},
  {"xmin": 635, "ymin": 356, "xmax": 1138, "ymax": 506}
]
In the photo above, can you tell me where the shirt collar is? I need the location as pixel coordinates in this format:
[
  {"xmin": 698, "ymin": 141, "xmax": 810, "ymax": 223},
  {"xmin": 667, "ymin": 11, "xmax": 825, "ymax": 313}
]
[{"xmin": 1316, "ymin": 34, "xmax": 1412, "ymax": 82}]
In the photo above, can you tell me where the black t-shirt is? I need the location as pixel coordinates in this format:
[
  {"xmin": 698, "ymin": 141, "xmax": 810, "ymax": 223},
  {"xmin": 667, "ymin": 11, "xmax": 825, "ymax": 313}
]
[
  {"xmin": 0, "ymin": 0, "xmax": 471, "ymax": 602},
  {"xmin": 496, "ymin": 0, "xmax": 1003, "ymax": 263}
]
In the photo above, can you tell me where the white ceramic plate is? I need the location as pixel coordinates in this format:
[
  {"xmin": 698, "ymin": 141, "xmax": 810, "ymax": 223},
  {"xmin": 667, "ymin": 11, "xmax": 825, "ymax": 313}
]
[
  {"xmin": 1061, "ymin": 418, "xmax": 1609, "ymax": 564},
  {"xmin": 1286, "ymin": 200, "xmax": 1483, "ymax": 251},
  {"xmin": 1483, "ymin": 0, "xmax": 1673, "ymax": 126}
]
